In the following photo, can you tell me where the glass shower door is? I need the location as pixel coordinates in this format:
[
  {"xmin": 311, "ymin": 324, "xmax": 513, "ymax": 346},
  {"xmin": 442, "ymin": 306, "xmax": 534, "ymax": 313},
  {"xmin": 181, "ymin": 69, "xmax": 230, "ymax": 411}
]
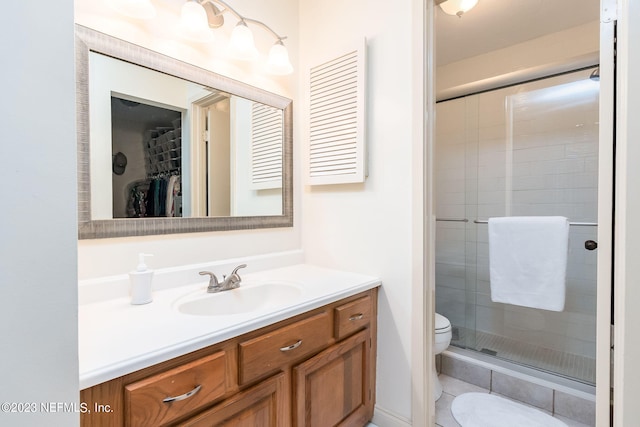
[
  {"xmin": 434, "ymin": 95, "xmax": 478, "ymax": 351},
  {"xmin": 435, "ymin": 67, "xmax": 599, "ymax": 385}
]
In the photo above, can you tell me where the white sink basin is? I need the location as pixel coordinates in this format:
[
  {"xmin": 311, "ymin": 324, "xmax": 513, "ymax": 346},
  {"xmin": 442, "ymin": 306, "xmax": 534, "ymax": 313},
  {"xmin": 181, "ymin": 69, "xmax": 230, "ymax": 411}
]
[{"xmin": 174, "ymin": 282, "xmax": 302, "ymax": 316}]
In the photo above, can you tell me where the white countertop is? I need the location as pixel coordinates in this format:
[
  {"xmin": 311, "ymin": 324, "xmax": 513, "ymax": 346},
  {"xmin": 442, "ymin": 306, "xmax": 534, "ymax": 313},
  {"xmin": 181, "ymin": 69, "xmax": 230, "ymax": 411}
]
[{"xmin": 79, "ymin": 264, "xmax": 381, "ymax": 390}]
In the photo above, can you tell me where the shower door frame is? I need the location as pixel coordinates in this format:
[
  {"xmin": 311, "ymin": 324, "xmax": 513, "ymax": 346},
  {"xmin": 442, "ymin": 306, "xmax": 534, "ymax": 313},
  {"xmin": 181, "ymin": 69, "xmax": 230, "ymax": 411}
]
[{"xmin": 595, "ymin": 3, "xmax": 615, "ymax": 426}]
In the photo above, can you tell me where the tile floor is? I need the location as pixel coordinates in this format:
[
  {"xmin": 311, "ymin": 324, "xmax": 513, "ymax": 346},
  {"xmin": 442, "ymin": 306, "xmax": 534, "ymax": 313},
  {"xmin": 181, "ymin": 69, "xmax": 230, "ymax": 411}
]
[{"xmin": 435, "ymin": 374, "xmax": 592, "ymax": 427}]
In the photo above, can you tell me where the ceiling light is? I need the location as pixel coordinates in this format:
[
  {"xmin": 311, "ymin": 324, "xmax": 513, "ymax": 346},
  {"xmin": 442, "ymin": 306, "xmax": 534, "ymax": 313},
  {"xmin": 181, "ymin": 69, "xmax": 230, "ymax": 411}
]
[{"xmin": 439, "ymin": 0, "xmax": 478, "ymax": 17}]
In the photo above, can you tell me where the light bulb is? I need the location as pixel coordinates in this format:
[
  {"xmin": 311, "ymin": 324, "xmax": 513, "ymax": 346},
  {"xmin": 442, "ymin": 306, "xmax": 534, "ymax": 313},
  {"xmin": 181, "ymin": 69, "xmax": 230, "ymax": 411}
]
[
  {"xmin": 109, "ymin": 0, "xmax": 156, "ymax": 20},
  {"xmin": 267, "ymin": 41, "xmax": 293, "ymax": 75},
  {"xmin": 178, "ymin": 1, "xmax": 214, "ymax": 43},
  {"xmin": 439, "ymin": 0, "xmax": 478, "ymax": 17},
  {"xmin": 229, "ymin": 21, "xmax": 259, "ymax": 61}
]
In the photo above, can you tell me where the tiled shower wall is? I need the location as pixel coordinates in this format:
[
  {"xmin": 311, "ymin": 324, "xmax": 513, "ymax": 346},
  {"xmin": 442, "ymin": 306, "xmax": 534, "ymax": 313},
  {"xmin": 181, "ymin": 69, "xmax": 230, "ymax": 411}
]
[{"xmin": 435, "ymin": 68, "xmax": 599, "ymax": 366}]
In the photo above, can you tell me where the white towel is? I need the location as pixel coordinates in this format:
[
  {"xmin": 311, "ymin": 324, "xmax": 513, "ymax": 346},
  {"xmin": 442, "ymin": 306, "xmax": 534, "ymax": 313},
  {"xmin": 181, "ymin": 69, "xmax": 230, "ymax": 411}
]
[{"xmin": 488, "ymin": 216, "xmax": 569, "ymax": 312}]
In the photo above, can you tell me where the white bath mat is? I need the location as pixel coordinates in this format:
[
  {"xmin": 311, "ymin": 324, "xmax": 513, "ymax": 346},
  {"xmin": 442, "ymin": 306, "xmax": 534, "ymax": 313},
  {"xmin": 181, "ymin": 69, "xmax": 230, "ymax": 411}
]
[{"xmin": 451, "ymin": 392, "xmax": 568, "ymax": 427}]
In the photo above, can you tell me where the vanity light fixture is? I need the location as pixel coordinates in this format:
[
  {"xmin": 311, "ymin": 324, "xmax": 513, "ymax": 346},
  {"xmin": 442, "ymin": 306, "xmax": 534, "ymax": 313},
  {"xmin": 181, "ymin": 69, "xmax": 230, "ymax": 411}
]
[
  {"xmin": 111, "ymin": 0, "xmax": 294, "ymax": 74},
  {"xmin": 177, "ymin": 0, "xmax": 215, "ymax": 42},
  {"xmin": 228, "ymin": 20, "xmax": 259, "ymax": 60},
  {"xmin": 267, "ymin": 40, "xmax": 294, "ymax": 75},
  {"xmin": 437, "ymin": 0, "xmax": 479, "ymax": 17},
  {"xmin": 178, "ymin": 0, "xmax": 294, "ymax": 75}
]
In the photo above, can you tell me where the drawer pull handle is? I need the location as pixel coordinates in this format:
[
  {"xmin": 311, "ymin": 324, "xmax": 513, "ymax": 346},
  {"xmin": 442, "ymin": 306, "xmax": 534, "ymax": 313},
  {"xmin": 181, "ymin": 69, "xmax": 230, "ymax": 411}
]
[
  {"xmin": 162, "ymin": 384, "xmax": 202, "ymax": 403},
  {"xmin": 280, "ymin": 339, "xmax": 303, "ymax": 352},
  {"xmin": 349, "ymin": 313, "xmax": 364, "ymax": 321}
]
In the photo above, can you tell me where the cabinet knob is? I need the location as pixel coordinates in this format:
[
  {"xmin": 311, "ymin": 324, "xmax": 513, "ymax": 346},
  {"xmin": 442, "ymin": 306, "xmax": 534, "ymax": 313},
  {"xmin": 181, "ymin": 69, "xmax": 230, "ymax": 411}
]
[{"xmin": 585, "ymin": 240, "xmax": 598, "ymax": 251}]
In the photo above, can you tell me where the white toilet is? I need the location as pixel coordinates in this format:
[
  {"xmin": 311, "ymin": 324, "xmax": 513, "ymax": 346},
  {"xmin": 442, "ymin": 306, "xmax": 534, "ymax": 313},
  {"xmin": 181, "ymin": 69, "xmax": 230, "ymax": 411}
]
[{"xmin": 434, "ymin": 312, "xmax": 452, "ymax": 401}]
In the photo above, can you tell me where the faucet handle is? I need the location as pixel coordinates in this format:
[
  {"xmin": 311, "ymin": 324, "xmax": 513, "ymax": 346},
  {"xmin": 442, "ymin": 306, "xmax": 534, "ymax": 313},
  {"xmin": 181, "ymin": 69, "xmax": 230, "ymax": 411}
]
[
  {"xmin": 224, "ymin": 264, "xmax": 247, "ymax": 290},
  {"xmin": 199, "ymin": 271, "xmax": 219, "ymax": 289},
  {"xmin": 231, "ymin": 264, "xmax": 247, "ymax": 276}
]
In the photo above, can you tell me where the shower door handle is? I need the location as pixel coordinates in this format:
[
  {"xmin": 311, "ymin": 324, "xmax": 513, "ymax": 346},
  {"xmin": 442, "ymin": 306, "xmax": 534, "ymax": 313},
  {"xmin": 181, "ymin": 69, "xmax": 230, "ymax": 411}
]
[{"xmin": 585, "ymin": 240, "xmax": 598, "ymax": 251}]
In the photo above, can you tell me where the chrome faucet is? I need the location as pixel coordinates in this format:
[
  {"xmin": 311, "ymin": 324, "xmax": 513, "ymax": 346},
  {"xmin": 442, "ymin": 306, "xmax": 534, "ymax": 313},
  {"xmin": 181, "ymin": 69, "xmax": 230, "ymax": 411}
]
[{"xmin": 199, "ymin": 264, "xmax": 247, "ymax": 293}]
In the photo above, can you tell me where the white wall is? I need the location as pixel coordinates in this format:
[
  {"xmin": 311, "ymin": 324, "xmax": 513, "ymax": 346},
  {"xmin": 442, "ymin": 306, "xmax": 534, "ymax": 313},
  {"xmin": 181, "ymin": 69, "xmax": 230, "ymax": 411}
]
[
  {"xmin": 75, "ymin": 0, "xmax": 301, "ymax": 279},
  {"xmin": 0, "ymin": 2, "xmax": 79, "ymax": 426},
  {"xmin": 299, "ymin": 0, "xmax": 423, "ymax": 422}
]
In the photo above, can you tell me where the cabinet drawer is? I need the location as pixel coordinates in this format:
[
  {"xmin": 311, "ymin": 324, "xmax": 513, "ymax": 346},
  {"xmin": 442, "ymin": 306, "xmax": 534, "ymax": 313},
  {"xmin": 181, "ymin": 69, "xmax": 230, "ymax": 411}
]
[
  {"xmin": 176, "ymin": 373, "xmax": 286, "ymax": 427},
  {"xmin": 239, "ymin": 312, "xmax": 332, "ymax": 385},
  {"xmin": 334, "ymin": 295, "xmax": 372, "ymax": 340},
  {"xmin": 124, "ymin": 351, "xmax": 230, "ymax": 427}
]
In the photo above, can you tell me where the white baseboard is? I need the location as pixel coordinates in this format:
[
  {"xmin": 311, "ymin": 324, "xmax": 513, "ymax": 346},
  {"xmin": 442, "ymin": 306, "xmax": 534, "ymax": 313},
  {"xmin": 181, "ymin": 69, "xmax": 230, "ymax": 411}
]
[{"xmin": 372, "ymin": 405, "xmax": 412, "ymax": 427}]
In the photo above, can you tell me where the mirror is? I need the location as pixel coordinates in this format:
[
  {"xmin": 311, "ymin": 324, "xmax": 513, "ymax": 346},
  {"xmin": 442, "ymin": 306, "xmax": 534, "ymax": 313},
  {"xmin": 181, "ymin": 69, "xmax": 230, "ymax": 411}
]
[{"xmin": 76, "ymin": 25, "xmax": 293, "ymax": 239}]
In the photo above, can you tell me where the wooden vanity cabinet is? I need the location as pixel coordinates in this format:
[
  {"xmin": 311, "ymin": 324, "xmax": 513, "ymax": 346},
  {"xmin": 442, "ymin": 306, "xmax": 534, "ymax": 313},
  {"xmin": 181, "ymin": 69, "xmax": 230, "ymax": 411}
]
[{"xmin": 80, "ymin": 288, "xmax": 377, "ymax": 427}]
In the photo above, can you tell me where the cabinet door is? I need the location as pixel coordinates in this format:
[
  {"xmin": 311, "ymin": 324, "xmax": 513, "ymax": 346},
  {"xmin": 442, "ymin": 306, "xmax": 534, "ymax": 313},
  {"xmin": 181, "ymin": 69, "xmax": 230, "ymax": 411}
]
[
  {"xmin": 293, "ymin": 329, "xmax": 372, "ymax": 427},
  {"xmin": 177, "ymin": 373, "xmax": 286, "ymax": 427}
]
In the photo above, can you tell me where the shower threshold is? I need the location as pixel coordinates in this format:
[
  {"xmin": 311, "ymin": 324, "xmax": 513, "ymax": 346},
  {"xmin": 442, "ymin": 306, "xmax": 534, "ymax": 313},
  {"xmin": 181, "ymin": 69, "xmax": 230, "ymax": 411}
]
[{"xmin": 444, "ymin": 346, "xmax": 596, "ymax": 399}]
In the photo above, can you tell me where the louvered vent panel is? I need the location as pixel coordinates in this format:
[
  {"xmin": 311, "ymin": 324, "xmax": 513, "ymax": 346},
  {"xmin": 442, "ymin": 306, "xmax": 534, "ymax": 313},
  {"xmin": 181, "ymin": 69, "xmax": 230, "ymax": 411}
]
[
  {"xmin": 308, "ymin": 39, "xmax": 366, "ymax": 185},
  {"xmin": 251, "ymin": 102, "xmax": 283, "ymax": 190}
]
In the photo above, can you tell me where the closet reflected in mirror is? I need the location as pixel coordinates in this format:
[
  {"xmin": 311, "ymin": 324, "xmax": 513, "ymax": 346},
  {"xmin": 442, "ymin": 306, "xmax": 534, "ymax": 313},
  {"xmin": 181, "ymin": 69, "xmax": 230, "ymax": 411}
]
[{"xmin": 111, "ymin": 97, "xmax": 183, "ymax": 218}]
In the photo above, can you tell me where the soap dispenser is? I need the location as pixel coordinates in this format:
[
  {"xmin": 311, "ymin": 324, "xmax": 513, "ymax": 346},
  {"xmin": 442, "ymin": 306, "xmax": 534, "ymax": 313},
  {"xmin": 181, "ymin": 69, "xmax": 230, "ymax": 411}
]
[{"xmin": 129, "ymin": 253, "xmax": 154, "ymax": 305}]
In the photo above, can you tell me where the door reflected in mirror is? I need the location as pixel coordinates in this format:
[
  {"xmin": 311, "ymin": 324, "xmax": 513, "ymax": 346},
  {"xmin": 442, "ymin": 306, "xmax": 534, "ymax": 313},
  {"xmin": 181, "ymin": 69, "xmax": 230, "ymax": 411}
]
[{"xmin": 90, "ymin": 51, "xmax": 283, "ymax": 220}]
